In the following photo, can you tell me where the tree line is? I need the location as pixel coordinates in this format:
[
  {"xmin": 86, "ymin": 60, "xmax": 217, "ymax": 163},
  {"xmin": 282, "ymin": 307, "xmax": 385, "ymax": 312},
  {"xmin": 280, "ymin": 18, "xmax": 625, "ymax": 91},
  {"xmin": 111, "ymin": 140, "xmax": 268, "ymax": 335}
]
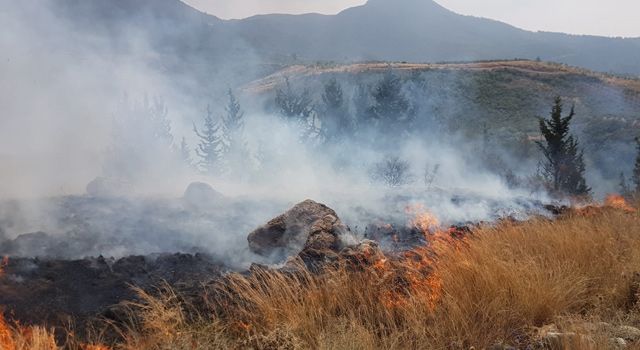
[{"xmin": 108, "ymin": 74, "xmax": 640, "ymax": 201}]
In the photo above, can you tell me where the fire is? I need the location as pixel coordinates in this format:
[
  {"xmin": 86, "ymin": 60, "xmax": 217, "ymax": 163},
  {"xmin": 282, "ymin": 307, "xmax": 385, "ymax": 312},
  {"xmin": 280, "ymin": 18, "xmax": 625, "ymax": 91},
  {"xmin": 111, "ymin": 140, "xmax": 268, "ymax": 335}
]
[
  {"xmin": 605, "ymin": 194, "xmax": 636, "ymax": 213},
  {"xmin": 0, "ymin": 313, "xmax": 58, "ymax": 350},
  {"xmin": 0, "ymin": 256, "xmax": 8, "ymax": 277},
  {"xmin": 374, "ymin": 206, "xmax": 472, "ymax": 311},
  {"xmin": 406, "ymin": 204, "xmax": 440, "ymax": 234},
  {"xmin": 0, "ymin": 314, "xmax": 16, "ymax": 350},
  {"xmin": 82, "ymin": 344, "xmax": 112, "ymax": 350},
  {"xmin": 236, "ymin": 321, "xmax": 252, "ymax": 331}
]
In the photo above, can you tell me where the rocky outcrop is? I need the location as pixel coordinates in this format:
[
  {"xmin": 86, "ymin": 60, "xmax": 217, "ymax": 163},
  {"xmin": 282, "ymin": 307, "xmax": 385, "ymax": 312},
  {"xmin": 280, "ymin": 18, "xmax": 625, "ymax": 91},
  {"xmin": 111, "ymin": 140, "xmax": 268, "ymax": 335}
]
[
  {"xmin": 248, "ymin": 200, "xmax": 351, "ymax": 262},
  {"xmin": 183, "ymin": 182, "xmax": 224, "ymax": 210}
]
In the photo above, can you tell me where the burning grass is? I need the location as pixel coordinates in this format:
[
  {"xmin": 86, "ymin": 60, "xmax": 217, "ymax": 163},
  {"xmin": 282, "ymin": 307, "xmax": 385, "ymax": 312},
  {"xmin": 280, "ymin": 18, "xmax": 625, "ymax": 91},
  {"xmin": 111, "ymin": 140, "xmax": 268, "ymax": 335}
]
[{"xmin": 3, "ymin": 203, "xmax": 640, "ymax": 349}]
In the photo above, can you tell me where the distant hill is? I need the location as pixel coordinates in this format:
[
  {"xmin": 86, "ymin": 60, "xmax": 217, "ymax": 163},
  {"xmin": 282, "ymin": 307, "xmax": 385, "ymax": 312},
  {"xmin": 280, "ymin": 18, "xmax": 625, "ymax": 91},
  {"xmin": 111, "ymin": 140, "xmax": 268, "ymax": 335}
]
[
  {"xmin": 243, "ymin": 60, "xmax": 640, "ymax": 191},
  {"xmin": 224, "ymin": 0, "xmax": 640, "ymax": 75},
  {"xmin": 11, "ymin": 0, "xmax": 640, "ymax": 79}
]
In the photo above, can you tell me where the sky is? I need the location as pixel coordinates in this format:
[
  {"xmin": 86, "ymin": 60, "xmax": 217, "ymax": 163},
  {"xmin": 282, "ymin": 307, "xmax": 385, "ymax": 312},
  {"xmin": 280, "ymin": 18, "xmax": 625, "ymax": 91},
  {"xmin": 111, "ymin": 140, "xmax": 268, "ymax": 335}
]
[{"xmin": 183, "ymin": 0, "xmax": 640, "ymax": 38}]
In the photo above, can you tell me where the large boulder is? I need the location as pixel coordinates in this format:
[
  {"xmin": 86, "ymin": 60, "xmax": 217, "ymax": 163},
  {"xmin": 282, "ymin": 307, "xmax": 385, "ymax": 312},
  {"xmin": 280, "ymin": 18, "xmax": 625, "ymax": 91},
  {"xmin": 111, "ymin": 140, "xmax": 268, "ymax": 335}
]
[
  {"xmin": 247, "ymin": 200, "xmax": 350, "ymax": 261},
  {"xmin": 183, "ymin": 182, "xmax": 224, "ymax": 210}
]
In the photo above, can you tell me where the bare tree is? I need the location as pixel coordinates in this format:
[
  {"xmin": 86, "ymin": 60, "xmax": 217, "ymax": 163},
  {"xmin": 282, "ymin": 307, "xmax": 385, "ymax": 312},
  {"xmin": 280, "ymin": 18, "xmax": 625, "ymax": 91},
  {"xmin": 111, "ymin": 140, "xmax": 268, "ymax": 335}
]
[
  {"xmin": 423, "ymin": 163, "xmax": 440, "ymax": 190},
  {"xmin": 371, "ymin": 156, "xmax": 413, "ymax": 187}
]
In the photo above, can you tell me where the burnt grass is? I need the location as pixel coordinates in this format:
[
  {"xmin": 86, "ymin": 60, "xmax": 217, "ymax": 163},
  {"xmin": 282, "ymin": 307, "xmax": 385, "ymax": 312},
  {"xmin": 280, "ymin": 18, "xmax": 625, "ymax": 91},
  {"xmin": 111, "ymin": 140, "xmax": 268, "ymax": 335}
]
[{"xmin": 0, "ymin": 253, "xmax": 224, "ymax": 338}]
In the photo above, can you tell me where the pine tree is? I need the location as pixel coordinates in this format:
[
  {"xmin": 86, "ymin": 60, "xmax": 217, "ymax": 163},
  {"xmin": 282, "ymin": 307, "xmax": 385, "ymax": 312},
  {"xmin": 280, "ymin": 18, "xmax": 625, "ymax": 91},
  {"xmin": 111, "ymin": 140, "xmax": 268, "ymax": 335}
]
[
  {"xmin": 179, "ymin": 137, "xmax": 192, "ymax": 168},
  {"xmin": 222, "ymin": 90, "xmax": 252, "ymax": 176},
  {"xmin": 224, "ymin": 89, "xmax": 244, "ymax": 135},
  {"xmin": 619, "ymin": 172, "xmax": 631, "ymax": 198},
  {"xmin": 106, "ymin": 96, "xmax": 175, "ymax": 181},
  {"xmin": 320, "ymin": 78, "xmax": 352, "ymax": 141},
  {"xmin": 352, "ymin": 83, "xmax": 371, "ymax": 132},
  {"xmin": 633, "ymin": 137, "xmax": 640, "ymax": 193},
  {"xmin": 193, "ymin": 106, "xmax": 224, "ymax": 176},
  {"xmin": 370, "ymin": 70, "xmax": 411, "ymax": 131},
  {"xmin": 275, "ymin": 78, "xmax": 313, "ymax": 122},
  {"xmin": 536, "ymin": 96, "xmax": 590, "ymax": 197}
]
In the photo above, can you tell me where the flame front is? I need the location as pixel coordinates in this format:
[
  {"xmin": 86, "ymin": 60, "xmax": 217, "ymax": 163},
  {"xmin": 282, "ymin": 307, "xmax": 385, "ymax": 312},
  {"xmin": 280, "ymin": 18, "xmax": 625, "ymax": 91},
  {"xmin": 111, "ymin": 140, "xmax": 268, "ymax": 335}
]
[
  {"xmin": 605, "ymin": 194, "xmax": 636, "ymax": 213},
  {"xmin": 373, "ymin": 206, "xmax": 454, "ymax": 311},
  {"xmin": 406, "ymin": 204, "xmax": 440, "ymax": 234}
]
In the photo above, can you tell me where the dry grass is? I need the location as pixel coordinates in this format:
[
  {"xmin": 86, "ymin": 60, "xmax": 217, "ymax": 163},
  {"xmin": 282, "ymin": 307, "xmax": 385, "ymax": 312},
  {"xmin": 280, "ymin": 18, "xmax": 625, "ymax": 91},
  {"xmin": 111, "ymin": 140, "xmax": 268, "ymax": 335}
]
[
  {"xmin": 5, "ymin": 206, "xmax": 640, "ymax": 349},
  {"xmin": 111, "ymin": 206, "xmax": 640, "ymax": 349}
]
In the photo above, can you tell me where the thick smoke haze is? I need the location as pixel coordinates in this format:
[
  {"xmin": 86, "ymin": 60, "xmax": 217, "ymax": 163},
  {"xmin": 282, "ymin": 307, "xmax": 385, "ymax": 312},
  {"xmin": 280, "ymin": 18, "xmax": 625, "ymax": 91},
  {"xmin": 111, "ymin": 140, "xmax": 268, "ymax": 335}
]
[{"xmin": 0, "ymin": 0, "xmax": 625, "ymax": 268}]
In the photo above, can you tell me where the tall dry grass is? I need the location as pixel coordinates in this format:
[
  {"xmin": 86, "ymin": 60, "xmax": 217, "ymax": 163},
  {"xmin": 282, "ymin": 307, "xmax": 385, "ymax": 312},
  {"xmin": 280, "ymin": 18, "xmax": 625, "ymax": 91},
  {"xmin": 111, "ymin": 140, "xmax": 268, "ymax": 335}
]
[
  {"xmin": 4, "ymin": 206, "xmax": 640, "ymax": 349},
  {"xmin": 108, "ymin": 206, "xmax": 640, "ymax": 349}
]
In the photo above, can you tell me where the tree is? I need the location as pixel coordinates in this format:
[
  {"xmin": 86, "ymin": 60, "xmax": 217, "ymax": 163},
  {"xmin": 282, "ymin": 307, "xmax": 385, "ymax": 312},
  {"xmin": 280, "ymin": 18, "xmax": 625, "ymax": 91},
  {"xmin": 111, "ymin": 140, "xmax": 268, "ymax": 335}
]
[
  {"xmin": 193, "ymin": 106, "xmax": 224, "ymax": 176},
  {"xmin": 105, "ymin": 96, "xmax": 175, "ymax": 181},
  {"xmin": 221, "ymin": 90, "xmax": 252, "ymax": 176},
  {"xmin": 369, "ymin": 70, "xmax": 411, "ymax": 131},
  {"xmin": 179, "ymin": 137, "xmax": 193, "ymax": 168},
  {"xmin": 619, "ymin": 172, "xmax": 631, "ymax": 198},
  {"xmin": 352, "ymin": 83, "xmax": 371, "ymax": 132},
  {"xmin": 371, "ymin": 156, "xmax": 413, "ymax": 187},
  {"xmin": 275, "ymin": 78, "xmax": 314, "ymax": 122},
  {"xmin": 633, "ymin": 137, "xmax": 640, "ymax": 194},
  {"xmin": 222, "ymin": 89, "xmax": 246, "ymax": 154},
  {"xmin": 320, "ymin": 78, "xmax": 353, "ymax": 141},
  {"xmin": 536, "ymin": 97, "xmax": 590, "ymax": 196}
]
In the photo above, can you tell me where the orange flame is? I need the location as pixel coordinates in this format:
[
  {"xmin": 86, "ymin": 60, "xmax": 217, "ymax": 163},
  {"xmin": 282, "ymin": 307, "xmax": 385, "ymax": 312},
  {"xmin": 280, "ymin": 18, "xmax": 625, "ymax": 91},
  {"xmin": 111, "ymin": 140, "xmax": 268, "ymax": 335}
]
[
  {"xmin": 605, "ymin": 194, "xmax": 636, "ymax": 213},
  {"xmin": 0, "ymin": 313, "xmax": 59, "ymax": 350},
  {"xmin": 0, "ymin": 314, "xmax": 16, "ymax": 350},
  {"xmin": 406, "ymin": 204, "xmax": 440, "ymax": 234}
]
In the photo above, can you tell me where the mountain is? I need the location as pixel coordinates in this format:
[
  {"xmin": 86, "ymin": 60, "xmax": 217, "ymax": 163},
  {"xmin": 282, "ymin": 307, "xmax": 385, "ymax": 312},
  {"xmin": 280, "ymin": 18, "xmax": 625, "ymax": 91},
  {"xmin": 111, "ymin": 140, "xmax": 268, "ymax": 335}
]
[
  {"xmin": 8, "ymin": 0, "xmax": 640, "ymax": 79},
  {"xmin": 223, "ymin": 0, "xmax": 640, "ymax": 75}
]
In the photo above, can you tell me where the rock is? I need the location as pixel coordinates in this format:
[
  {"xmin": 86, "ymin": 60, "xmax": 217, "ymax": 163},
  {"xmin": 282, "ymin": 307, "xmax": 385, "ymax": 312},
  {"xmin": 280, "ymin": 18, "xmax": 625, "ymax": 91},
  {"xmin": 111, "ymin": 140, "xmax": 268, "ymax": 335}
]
[
  {"xmin": 542, "ymin": 332, "xmax": 595, "ymax": 349},
  {"xmin": 339, "ymin": 240, "xmax": 386, "ymax": 267},
  {"xmin": 183, "ymin": 182, "xmax": 224, "ymax": 209},
  {"xmin": 248, "ymin": 200, "xmax": 350, "ymax": 262},
  {"xmin": 610, "ymin": 337, "xmax": 628, "ymax": 349},
  {"xmin": 615, "ymin": 325, "xmax": 640, "ymax": 341},
  {"xmin": 86, "ymin": 177, "xmax": 133, "ymax": 197},
  {"xmin": 542, "ymin": 332, "xmax": 575, "ymax": 348}
]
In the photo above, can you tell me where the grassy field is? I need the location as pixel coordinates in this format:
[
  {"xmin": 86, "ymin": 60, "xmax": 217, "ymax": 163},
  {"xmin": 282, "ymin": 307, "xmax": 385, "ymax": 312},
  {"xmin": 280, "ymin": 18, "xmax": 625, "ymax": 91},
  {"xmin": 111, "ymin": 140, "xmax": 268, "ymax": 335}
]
[{"xmin": 2, "ymin": 200, "xmax": 640, "ymax": 349}]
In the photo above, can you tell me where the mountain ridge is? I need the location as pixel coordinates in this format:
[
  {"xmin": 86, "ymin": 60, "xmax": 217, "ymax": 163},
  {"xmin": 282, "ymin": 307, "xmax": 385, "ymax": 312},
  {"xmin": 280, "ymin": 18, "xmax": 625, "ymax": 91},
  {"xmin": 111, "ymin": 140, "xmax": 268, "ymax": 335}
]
[{"xmin": 18, "ymin": 0, "xmax": 640, "ymax": 77}]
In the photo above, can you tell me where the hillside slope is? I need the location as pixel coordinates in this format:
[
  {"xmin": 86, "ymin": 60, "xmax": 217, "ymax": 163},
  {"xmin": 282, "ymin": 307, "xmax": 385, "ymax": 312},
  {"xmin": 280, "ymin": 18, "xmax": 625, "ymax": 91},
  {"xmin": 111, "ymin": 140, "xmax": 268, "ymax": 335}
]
[{"xmin": 244, "ymin": 60, "xmax": 640, "ymax": 191}]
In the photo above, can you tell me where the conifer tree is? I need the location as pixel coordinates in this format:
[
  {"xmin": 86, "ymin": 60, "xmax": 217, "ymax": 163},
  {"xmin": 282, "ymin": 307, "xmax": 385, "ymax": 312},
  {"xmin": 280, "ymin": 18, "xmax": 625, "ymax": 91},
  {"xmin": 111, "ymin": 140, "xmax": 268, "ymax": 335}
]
[
  {"xmin": 320, "ymin": 78, "xmax": 352, "ymax": 140},
  {"xmin": 222, "ymin": 90, "xmax": 251, "ymax": 175},
  {"xmin": 536, "ymin": 96, "xmax": 590, "ymax": 196},
  {"xmin": 275, "ymin": 78, "xmax": 313, "ymax": 122},
  {"xmin": 179, "ymin": 137, "xmax": 192, "ymax": 168},
  {"xmin": 370, "ymin": 70, "xmax": 411, "ymax": 131},
  {"xmin": 193, "ymin": 106, "xmax": 224, "ymax": 175}
]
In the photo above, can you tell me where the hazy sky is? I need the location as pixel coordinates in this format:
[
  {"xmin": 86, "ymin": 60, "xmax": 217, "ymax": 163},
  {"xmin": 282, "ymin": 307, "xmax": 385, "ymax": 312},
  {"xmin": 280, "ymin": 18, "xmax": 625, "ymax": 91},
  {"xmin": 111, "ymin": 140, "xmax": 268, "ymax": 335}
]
[{"xmin": 184, "ymin": 0, "xmax": 640, "ymax": 38}]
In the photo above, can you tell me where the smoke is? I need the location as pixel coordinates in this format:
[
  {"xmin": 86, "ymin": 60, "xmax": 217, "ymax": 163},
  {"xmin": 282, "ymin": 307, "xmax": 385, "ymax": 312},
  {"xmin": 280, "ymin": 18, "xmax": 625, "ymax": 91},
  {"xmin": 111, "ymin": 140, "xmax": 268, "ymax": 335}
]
[{"xmin": 0, "ymin": 0, "xmax": 597, "ymax": 268}]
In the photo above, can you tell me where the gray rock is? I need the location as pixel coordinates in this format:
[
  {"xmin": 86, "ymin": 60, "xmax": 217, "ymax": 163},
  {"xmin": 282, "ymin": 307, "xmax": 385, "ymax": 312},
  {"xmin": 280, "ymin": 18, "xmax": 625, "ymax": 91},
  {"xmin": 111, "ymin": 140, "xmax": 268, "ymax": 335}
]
[
  {"xmin": 610, "ymin": 337, "xmax": 628, "ymax": 349},
  {"xmin": 247, "ymin": 200, "xmax": 349, "ymax": 261},
  {"xmin": 616, "ymin": 325, "xmax": 640, "ymax": 341},
  {"xmin": 182, "ymin": 182, "xmax": 224, "ymax": 209}
]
